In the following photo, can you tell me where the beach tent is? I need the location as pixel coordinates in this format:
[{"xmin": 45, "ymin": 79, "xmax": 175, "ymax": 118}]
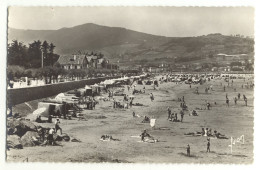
[
  {"xmin": 137, "ymin": 80, "xmax": 143, "ymax": 85},
  {"xmin": 37, "ymin": 102, "xmax": 65, "ymax": 118},
  {"xmin": 91, "ymin": 84, "xmax": 101, "ymax": 95},
  {"xmin": 85, "ymin": 85, "xmax": 92, "ymax": 96},
  {"xmin": 103, "ymin": 79, "xmax": 115, "ymax": 85},
  {"xmin": 54, "ymin": 93, "xmax": 79, "ymax": 103},
  {"xmin": 55, "ymin": 93, "xmax": 65, "ymax": 102},
  {"xmin": 33, "ymin": 107, "xmax": 46, "ymax": 116}
]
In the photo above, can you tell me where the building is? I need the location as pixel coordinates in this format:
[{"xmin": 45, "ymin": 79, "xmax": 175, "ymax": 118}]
[
  {"xmin": 57, "ymin": 54, "xmax": 88, "ymax": 70},
  {"xmin": 215, "ymin": 53, "xmax": 249, "ymax": 62},
  {"xmin": 86, "ymin": 55, "xmax": 98, "ymax": 68},
  {"xmin": 57, "ymin": 54, "xmax": 118, "ymax": 70}
]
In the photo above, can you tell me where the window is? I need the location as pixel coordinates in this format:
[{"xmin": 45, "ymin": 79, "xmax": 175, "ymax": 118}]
[
  {"xmin": 75, "ymin": 66, "xmax": 77, "ymax": 69},
  {"xmin": 68, "ymin": 66, "xmax": 70, "ymax": 69}
]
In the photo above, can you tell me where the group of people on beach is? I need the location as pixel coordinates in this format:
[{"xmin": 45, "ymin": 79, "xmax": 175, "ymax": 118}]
[{"xmin": 167, "ymin": 107, "xmax": 185, "ymax": 122}]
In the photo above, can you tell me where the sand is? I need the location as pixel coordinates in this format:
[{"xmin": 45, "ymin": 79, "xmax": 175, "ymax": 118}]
[{"xmin": 6, "ymin": 76, "xmax": 254, "ymax": 163}]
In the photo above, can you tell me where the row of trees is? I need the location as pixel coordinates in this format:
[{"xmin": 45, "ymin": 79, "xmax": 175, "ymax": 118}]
[
  {"xmin": 8, "ymin": 40, "xmax": 59, "ymax": 68},
  {"xmin": 7, "ymin": 64, "xmax": 139, "ymax": 84},
  {"xmin": 7, "ymin": 40, "xmax": 141, "ymax": 83}
]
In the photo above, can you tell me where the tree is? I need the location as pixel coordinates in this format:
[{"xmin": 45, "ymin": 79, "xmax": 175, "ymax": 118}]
[
  {"xmin": 101, "ymin": 59, "xmax": 107, "ymax": 68},
  {"xmin": 244, "ymin": 59, "xmax": 254, "ymax": 71},
  {"xmin": 230, "ymin": 62, "xmax": 242, "ymax": 67},
  {"xmin": 41, "ymin": 41, "xmax": 49, "ymax": 66},
  {"xmin": 7, "ymin": 65, "xmax": 25, "ymax": 80},
  {"xmin": 7, "ymin": 40, "xmax": 28, "ymax": 66},
  {"xmin": 37, "ymin": 66, "xmax": 54, "ymax": 84},
  {"xmin": 27, "ymin": 40, "xmax": 42, "ymax": 68},
  {"xmin": 48, "ymin": 43, "xmax": 56, "ymax": 66},
  {"xmin": 49, "ymin": 43, "xmax": 55, "ymax": 54}
]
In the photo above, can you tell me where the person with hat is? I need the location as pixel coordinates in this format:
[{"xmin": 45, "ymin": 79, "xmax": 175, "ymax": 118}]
[{"xmin": 55, "ymin": 118, "xmax": 62, "ymax": 135}]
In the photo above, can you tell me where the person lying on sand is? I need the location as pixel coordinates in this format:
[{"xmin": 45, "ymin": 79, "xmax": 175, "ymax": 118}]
[
  {"xmin": 184, "ymin": 131, "xmax": 203, "ymax": 136},
  {"xmin": 185, "ymin": 129, "xmax": 228, "ymax": 139},
  {"xmin": 140, "ymin": 130, "xmax": 158, "ymax": 143},
  {"xmin": 140, "ymin": 129, "xmax": 150, "ymax": 141},
  {"xmin": 100, "ymin": 135, "xmax": 120, "ymax": 141},
  {"xmin": 213, "ymin": 130, "xmax": 228, "ymax": 139},
  {"xmin": 141, "ymin": 116, "xmax": 150, "ymax": 123},
  {"xmin": 190, "ymin": 110, "xmax": 198, "ymax": 116}
]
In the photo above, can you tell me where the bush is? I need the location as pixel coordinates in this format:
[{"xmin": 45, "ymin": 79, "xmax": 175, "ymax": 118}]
[{"xmin": 7, "ymin": 65, "xmax": 25, "ymax": 80}]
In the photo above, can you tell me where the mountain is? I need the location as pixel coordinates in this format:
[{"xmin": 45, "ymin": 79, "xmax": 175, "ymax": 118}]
[
  {"xmin": 8, "ymin": 23, "xmax": 254, "ymax": 67},
  {"xmin": 8, "ymin": 23, "xmax": 171, "ymax": 53}
]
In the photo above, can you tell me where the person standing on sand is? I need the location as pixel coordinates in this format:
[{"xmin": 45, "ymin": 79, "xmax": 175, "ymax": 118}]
[
  {"xmin": 245, "ymin": 98, "xmax": 248, "ymax": 106},
  {"xmin": 226, "ymin": 97, "xmax": 229, "ymax": 107},
  {"xmin": 187, "ymin": 144, "xmax": 190, "ymax": 156},
  {"xmin": 234, "ymin": 97, "xmax": 237, "ymax": 105},
  {"xmin": 224, "ymin": 85, "xmax": 226, "ymax": 92},
  {"xmin": 55, "ymin": 118, "xmax": 62, "ymax": 135},
  {"xmin": 175, "ymin": 113, "xmax": 178, "ymax": 121},
  {"xmin": 47, "ymin": 128, "xmax": 55, "ymax": 145},
  {"xmin": 113, "ymin": 98, "xmax": 116, "ymax": 108},
  {"xmin": 180, "ymin": 102, "xmax": 183, "ymax": 108},
  {"xmin": 180, "ymin": 110, "xmax": 184, "ymax": 122},
  {"xmin": 167, "ymin": 107, "xmax": 171, "ymax": 120},
  {"xmin": 150, "ymin": 93, "xmax": 154, "ymax": 102},
  {"xmin": 243, "ymin": 94, "xmax": 246, "ymax": 101},
  {"xmin": 207, "ymin": 138, "xmax": 210, "ymax": 152},
  {"xmin": 207, "ymin": 102, "xmax": 210, "ymax": 110},
  {"xmin": 129, "ymin": 99, "xmax": 133, "ymax": 108}
]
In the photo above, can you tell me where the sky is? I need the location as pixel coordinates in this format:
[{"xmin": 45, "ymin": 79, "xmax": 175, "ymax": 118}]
[{"xmin": 8, "ymin": 7, "xmax": 254, "ymax": 37}]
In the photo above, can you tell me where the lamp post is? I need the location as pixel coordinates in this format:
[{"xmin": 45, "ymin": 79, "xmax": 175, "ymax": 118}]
[{"xmin": 41, "ymin": 51, "xmax": 44, "ymax": 68}]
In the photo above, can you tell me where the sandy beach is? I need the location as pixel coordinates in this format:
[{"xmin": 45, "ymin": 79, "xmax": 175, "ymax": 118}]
[{"xmin": 7, "ymin": 76, "xmax": 254, "ymax": 163}]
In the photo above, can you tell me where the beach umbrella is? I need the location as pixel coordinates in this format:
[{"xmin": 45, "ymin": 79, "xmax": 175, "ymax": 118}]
[{"xmin": 33, "ymin": 107, "xmax": 46, "ymax": 115}]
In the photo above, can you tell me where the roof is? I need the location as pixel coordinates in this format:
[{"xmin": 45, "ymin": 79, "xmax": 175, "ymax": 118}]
[
  {"xmin": 58, "ymin": 55, "xmax": 86, "ymax": 65},
  {"xmin": 86, "ymin": 55, "xmax": 98, "ymax": 62}
]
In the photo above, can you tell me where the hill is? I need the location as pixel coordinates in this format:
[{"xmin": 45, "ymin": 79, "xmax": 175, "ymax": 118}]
[{"xmin": 8, "ymin": 24, "xmax": 254, "ymax": 67}]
